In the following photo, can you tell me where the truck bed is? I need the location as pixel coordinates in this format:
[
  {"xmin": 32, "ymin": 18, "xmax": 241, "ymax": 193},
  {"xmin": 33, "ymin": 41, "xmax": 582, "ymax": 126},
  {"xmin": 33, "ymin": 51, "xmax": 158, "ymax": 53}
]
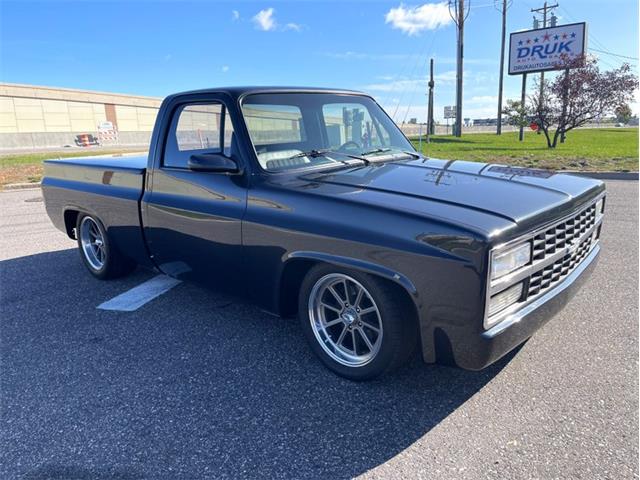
[
  {"xmin": 46, "ymin": 154, "xmax": 148, "ymax": 169},
  {"xmin": 43, "ymin": 153, "xmax": 147, "ymax": 188},
  {"xmin": 41, "ymin": 153, "xmax": 153, "ymax": 268}
]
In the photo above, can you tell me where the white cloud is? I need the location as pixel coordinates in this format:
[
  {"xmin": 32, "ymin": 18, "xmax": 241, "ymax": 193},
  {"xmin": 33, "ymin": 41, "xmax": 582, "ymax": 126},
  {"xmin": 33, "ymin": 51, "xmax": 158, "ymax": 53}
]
[
  {"xmin": 251, "ymin": 8, "xmax": 302, "ymax": 32},
  {"xmin": 469, "ymin": 95, "xmax": 498, "ymax": 104},
  {"xmin": 231, "ymin": 10, "xmax": 240, "ymax": 21},
  {"xmin": 363, "ymin": 70, "xmax": 458, "ymax": 92},
  {"xmin": 323, "ymin": 51, "xmax": 410, "ymax": 61},
  {"xmin": 221, "ymin": 65, "xmax": 230, "ymax": 73},
  {"xmin": 253, "ymin": 8, "xmax": 277, "ymax": 31},
  {"xmin": 364, "ymin": 78, "xmax": 425, "ymax": 93},
  {"xmin": 285, "ymin": 22, "xmax": 302, "ymax": 32},
  {"xmin": 385, "ymin": 2, "xmax": 452, "ymax": 36}
]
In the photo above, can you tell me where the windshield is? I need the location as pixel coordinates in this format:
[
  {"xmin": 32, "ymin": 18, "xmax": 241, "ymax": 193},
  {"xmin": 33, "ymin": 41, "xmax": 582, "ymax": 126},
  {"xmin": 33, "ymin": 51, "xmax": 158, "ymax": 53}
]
[{"xmin": 241, "ymin": 93, "xmax": 414, "ymax": 172}]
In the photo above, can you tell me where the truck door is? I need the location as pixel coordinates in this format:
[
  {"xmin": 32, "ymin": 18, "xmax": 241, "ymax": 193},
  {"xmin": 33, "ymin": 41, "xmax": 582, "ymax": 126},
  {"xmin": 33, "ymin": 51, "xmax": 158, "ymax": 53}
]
[{"xmin": 142, "ymin": 96, "xmax": 247, "ymax": 291}]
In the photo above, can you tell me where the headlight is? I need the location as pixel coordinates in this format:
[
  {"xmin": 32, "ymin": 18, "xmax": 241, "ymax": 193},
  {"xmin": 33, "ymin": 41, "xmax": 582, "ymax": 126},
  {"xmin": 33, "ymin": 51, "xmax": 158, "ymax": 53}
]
[
  {"xmin": 491, "ymin": 242, "xmax": 531, "ymax": 281},
  {"xmin": 486, "ymin": 282, "xmax": 524, "ymax": 323},
  {"xmin": 595, "ymin": 198, "xmax": 604, "ymax": 220}
]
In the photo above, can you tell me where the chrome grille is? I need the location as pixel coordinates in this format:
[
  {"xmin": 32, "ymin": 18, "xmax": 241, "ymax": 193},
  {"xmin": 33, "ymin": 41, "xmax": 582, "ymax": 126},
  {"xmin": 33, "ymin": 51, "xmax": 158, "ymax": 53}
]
[
  {"xmin": 531, "ymin": 203, "xmax": 597, "ymax": 261},
  {"xmin": 527, "ymin": 233, "xmax": 594, "ymax": 297}
]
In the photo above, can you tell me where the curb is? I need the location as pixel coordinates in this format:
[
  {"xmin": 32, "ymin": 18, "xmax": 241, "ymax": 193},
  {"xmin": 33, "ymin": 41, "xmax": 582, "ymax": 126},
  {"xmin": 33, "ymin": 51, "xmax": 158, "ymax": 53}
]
[
  {"xmin": 564, "ymin": 171, "xmax": 639, "ymax": 180},
  {"xmin": 2, "ymin": 182, "xmax": 42, "ymax": 191}
]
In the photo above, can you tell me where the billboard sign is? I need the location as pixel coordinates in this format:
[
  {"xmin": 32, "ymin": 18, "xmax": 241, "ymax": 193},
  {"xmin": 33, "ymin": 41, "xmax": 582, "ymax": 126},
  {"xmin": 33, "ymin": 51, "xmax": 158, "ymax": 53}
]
[
  {"xmin": 444, "ymin": 106, "xmax": 456, "ymax": 119},
  {"xmin": 508, "ymin": 22, "xmax": 587, "ymax": 75}
]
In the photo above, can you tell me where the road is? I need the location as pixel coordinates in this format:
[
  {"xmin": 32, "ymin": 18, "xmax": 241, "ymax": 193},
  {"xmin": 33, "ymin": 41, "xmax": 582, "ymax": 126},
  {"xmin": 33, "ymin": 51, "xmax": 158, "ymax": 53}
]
[{"xmin": 0, "ymin": 182, "xmax": 638, "ymax": 480}]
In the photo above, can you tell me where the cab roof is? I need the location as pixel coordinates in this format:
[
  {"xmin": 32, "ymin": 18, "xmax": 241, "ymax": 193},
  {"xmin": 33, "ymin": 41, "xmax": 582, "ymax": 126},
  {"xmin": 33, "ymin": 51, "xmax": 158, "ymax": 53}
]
[{"xmin": 165, "ymin": 86, "xmax": 369, "ymax": 101}]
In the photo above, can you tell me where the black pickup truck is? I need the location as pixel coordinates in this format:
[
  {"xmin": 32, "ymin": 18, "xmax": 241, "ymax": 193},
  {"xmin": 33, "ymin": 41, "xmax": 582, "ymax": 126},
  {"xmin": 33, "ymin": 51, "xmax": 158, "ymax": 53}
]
[{"xmin": 42, "ymin": 87, "xmax": 605, "ymax": 380}]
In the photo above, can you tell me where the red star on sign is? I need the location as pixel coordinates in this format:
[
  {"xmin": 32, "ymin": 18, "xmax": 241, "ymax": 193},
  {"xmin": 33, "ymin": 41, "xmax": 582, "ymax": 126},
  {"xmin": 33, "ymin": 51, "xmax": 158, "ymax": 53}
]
[
  {"xmin": 543, "ymin": 33, "xmax": 551, "ymax": 41},
  {"xmin": 562, "ymin": 33, "xmax": 568, "ymax": 39}
]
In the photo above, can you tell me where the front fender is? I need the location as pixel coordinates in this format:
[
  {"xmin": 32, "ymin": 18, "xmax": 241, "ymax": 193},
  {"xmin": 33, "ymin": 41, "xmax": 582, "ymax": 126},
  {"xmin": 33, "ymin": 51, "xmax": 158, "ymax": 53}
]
[{"xmin": 286, "ymin": 250, "xmax": 418, "ymax": 296}]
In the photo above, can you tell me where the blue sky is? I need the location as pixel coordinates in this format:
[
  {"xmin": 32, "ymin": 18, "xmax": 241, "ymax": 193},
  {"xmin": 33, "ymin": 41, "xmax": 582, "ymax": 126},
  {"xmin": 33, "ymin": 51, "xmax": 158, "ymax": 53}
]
[{"xmin": 1, "ymin": 0, "xmax": 638, "ymax": 121}]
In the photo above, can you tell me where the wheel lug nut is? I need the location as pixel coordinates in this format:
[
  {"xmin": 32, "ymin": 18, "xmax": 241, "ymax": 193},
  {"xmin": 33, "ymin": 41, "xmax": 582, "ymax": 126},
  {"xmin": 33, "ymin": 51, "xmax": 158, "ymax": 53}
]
[
  {"xmin": 345, "ymin": 303, "xmax": 349, "ymax": 307},
  {"xmin": 358, "ymin": 322, "xmax": 362, "ymax": 326}
]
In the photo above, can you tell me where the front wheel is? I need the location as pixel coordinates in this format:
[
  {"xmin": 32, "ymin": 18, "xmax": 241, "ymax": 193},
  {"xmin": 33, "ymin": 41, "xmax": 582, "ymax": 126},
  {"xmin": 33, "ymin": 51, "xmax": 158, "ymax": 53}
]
[
  {"xmin": 76, "ymin": 213, "xmax": 135, "ymax": 280},
  {"xmin": 298, "ymin": 265, "xmax": 417, "ymax": 380}
]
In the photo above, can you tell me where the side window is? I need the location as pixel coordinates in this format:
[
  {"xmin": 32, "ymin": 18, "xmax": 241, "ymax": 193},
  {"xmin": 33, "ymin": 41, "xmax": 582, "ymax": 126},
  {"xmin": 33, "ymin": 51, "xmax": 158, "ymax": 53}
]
[
  {"xmin": 164, "ymin": 102, "xmax": 235, "ymax": 168},
  {"xmin": 322, "ymin": 103, "xmax": 390, "ymax": 150}
]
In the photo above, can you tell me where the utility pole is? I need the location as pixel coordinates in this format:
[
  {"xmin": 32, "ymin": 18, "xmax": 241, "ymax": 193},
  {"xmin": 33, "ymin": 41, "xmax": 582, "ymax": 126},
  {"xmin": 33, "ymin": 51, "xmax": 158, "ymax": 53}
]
[
  {"xmin": 449, "ymin": 0, "xmax": 470, "ymax": 137},
  {"xmin": 531, "ymin": 2, "xmax": 558, "ymax": 111},
  {"xmin": 495, "ymin": 0, "xmax": 511, "ymax": 135},
  {"xmin": 427, "ymin": 58, "xmax": 435, "ymax": 144}
]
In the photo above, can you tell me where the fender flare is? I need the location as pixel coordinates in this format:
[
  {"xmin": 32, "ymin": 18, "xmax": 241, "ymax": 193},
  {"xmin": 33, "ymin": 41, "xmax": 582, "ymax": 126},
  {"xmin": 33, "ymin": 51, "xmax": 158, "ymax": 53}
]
[
  {"xmin": 286, "ymin": 250, "xmax": 418, "ymax": 297},
  {"xmin": 62, "ymin": 204, "xmax": 100, "ymax": 237}
]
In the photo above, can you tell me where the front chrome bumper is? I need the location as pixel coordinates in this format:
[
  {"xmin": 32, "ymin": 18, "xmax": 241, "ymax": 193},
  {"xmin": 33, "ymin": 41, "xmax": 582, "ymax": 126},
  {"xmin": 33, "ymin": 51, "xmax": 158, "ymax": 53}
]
[
  {"xmin": 482, "ymin": 243, "xmax": 600, "ymax": 338},
  {"xmin": 447, "ymin": 242, "xmax": 600, "ymax": 371}
]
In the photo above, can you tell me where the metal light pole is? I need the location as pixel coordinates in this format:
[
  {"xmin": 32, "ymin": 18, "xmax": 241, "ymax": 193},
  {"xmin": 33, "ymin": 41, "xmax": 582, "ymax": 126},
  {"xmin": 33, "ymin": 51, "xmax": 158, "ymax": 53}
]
[
  {"xmin": 495, "ymin": 0, "xmax": 510, "ymax": 135},
  {"xmin": 427, "ymin": 58, "xmax": 435, "ymax": 143},
  {"xmin": 449, "ymin": 0, "xmax": 470, "ymax": 137}
]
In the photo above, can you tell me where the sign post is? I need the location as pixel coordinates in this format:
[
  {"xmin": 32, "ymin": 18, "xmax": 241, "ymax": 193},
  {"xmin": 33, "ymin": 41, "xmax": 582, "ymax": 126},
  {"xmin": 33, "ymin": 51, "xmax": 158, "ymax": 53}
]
[
  {"xmin": 444, "ymin": 106, "xmax": 456, "ymax": 136},
  {"xmin": 519, "ymin": 73, "xmax": 527, "ymax": 141}
]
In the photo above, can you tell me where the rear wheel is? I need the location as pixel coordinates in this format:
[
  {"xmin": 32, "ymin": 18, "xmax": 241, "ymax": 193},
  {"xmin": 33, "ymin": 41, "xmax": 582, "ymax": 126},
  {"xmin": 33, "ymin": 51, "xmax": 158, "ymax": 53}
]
[
  {"xmin": 299, "ymin": 265, "xmax": 417, "ymax": 380},
  {"xmin": 76, "ymin": 213, "xmax": 135, "ymax": 279}
]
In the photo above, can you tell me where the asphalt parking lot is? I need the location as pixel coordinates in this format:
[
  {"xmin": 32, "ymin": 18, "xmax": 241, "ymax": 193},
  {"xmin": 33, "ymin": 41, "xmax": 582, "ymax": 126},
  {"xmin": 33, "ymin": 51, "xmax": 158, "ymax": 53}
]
[{"xmin": 1, "ymin": 181, "xmax": 638, "ymax": 480}]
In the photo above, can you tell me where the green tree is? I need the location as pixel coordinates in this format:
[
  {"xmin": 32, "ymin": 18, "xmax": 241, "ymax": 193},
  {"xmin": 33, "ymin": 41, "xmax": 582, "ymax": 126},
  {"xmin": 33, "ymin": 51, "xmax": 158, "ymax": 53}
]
[
  {"xmin": 502, "ymin": 99, "xmax": 529, "ymax": 132},
  {"xmin": 529, "ymin": 56, "xmax": 638, "ymax": 148},
  {"xmin": 615, "ymin": 104, "xmax": 633, "ymax": 124}
]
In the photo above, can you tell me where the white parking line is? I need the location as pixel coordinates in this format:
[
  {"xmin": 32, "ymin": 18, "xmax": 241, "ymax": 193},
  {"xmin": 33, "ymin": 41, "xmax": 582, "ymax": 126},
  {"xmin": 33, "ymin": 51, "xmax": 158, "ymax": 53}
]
[{"xmin": 97, "ymin": 275, "xmax": 182, "ymax": 312}]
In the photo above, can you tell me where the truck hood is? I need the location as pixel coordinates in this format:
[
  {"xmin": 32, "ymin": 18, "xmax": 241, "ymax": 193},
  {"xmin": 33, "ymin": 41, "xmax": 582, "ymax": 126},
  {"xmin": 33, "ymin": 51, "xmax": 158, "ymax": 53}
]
[{"xmin": 302, "ymin": 158, "xmax": 604, "ymax": 233}]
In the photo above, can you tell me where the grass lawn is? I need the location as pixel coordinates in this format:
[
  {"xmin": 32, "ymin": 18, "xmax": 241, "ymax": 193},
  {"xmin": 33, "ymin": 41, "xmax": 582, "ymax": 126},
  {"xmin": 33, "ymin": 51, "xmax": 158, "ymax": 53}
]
[
  {"xmin": 0, "ymin": 128, "xmax": 637, "ymax": 188},
  {"xmin": 0, "ymin": 149, "xmax": 145, "ymax": 188},
  {"xmin": 411, "ymin": 127, "xmax": 639, "ymax": 172}
]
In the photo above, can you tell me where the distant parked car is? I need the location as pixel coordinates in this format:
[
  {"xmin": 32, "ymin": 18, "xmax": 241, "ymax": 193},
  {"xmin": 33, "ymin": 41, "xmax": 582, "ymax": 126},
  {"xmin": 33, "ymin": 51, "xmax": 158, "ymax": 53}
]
[{"xmin": 74, "ymin": 133, "xmax": 99, "ymax": 147}]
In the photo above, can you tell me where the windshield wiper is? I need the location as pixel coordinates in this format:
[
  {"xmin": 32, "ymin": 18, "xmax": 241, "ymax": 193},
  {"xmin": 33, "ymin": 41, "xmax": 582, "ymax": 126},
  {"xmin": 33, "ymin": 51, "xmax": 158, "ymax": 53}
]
[
  {"xmin": 288, "ymin": 149, "xmax": 370, "ymax": 166},
  {"xmin": 361, "ymin": 148, "xmax": 392, "ymax": 156},
  {"xmin": 288, "ymin": 149, "xmax": 332, "ymax": 160},
  {"xmin": 361, "ymin": 148, "xmax": 421, "ymax": 159}
]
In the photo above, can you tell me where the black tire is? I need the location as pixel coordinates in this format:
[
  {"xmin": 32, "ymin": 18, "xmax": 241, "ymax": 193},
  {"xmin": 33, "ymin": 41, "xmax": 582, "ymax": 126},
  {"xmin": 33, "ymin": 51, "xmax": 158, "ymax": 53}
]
[
  {"xmin": 298, "ymin": 264, "xmax": 418, "ymax": 381},
  {"xmin": 75, "ymin": 213, "xmax": 135, "ymax": 280}
]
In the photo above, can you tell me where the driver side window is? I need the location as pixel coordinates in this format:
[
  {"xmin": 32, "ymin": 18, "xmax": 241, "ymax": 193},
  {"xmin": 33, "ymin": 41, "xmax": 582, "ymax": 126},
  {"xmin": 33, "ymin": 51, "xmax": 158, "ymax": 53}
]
[
  {"xmin": 322, "ymin": 103, "xmax": 390, "ymax": 151},
  {"xmin": 164, "ymin": 102, "xmax": 235, "ymax": 169}
]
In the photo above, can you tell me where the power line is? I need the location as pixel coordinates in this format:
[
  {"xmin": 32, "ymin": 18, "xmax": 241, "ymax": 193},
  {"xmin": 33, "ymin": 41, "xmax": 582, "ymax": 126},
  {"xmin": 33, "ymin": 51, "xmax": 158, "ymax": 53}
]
[
  {"xmin": 372, "ymin": 29, "xmax": 434, "ymax": 119},
  {"xmin": 390, "ymin": 30, "xmax": 435, "ymax": 121},
  {"xmin": 556, "ymin": 4, "xmax": 636, "ymax": 66},
  {"xmin": 589, "ymin": 48, "xmax": 639, "ymax": 61},
  {"xmin": 400, "ymin": 30, "xmax": 439, "ymax": 124},
  {"xmin": 381, "ymin": 29, "xmax": 434, "ymax": 121}
]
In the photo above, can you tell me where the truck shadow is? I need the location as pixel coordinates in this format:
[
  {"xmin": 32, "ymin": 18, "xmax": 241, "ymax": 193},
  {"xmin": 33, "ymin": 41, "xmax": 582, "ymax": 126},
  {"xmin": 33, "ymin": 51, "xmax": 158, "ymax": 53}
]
[{"xmin": 1, "ymin": 249, "xmax": 517, "ymax": 479}]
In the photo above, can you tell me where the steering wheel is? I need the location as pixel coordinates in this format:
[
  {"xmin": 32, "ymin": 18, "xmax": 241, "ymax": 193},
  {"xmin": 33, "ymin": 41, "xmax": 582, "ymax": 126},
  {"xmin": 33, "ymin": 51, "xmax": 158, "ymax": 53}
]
[{"xmin": 337, "ymin": 140, "xmax": 361, "ymax": 153}]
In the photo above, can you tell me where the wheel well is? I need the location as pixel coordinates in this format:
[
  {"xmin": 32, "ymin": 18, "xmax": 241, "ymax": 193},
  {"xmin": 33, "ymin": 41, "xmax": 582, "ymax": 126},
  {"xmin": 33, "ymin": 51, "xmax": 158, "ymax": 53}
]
[
  {"xmin": 278, "ymin": 259, "xmax": 420, "ymax": 331},
  {"xmin": 279, "ymin": 259, "xmax": 316, "ymax": 317},
  {"xmin": 63, "ymin": 209, "xmax": 80, "ymax": 239}
]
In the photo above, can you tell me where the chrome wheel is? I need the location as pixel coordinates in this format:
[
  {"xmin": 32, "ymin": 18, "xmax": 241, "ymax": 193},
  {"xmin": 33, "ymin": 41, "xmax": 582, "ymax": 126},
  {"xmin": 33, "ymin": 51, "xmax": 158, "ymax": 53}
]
[
  {"xmin": 308, "ymin": 273, "xmax": 383, "ymax": 367},
  {"xmin": 79, "ymin": 216, "xmax": 106, "ymax": 271}
]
